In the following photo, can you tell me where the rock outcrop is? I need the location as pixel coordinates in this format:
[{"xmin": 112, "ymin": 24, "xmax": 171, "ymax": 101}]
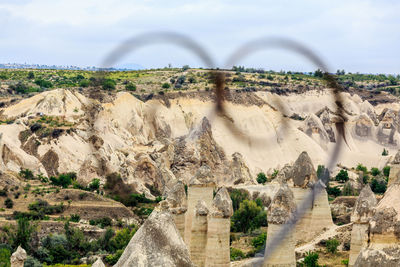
[
  {"xmin": 263, "ymin": 184, "xmax": 296, "ymax": 267},
  {"xmin": 355, "ymin": 177, "xmax": 400, "ymax": 266},
  {"xmin": 349, "ymin": 185, "xmax": 377, "ymax": 266},
  {"xmin": 190, "ymin": 200, "xmax": 209, "ymax": 267},
  {"xmin": 114, "ymin": 207, "xmax": 194, "ymax": 267},
  {"xmin": 91, "ymin": 258, "xmax": 105, "ymax": 267},
  {"xmin": 165, "ymin": 181, "xmax": 187, "ymax": 238},
  {"xmin": 204, "ymin": 187, "xmax": 233, "ymax": 267},
  {"xmin": 290, "ymin": 151, "xmax": 317, "ymax": 188},
  {"xmin": 10, "ymin": 246, "xmax": 27, "ymax": 267}
]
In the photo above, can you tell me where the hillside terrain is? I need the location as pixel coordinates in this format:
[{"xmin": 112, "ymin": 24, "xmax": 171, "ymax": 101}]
[{"xmin": 0, "ymin": 67, "xmax": 399, "ymax": 266}]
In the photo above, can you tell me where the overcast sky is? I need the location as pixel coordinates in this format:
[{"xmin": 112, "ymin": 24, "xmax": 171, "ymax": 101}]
[{"xmin": 0, "ymin": 0, "xmax": 399, "ymax": 73}]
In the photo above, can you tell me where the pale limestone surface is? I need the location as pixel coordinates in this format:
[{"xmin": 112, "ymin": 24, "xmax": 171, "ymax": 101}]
[
  {"xmin": 204, "ymin": 217, "xmax": 231, "ymax": 267},
  {"xmin": 114, "ymin": 209, "xmax": 194, "ymax": 267},
  {"xmin": 10, "ymin": 246, "xmax": 27, "ymax": 267},
  {"xmin": 190, "ymin": 200, "xmax": 209, "ymax": 267}
]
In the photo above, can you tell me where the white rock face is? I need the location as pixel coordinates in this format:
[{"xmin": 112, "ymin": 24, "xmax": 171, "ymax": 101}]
[
  {"xmin": 91, "ymin": 258, "xmax": 105, "ymax": 267},
  {"xmin": 114, "ymin": 209, "xmax": 194, "ymax": 267},
  {"xmin": 10, "ymin": 246, "xmax": 27, "ymax": 267}
]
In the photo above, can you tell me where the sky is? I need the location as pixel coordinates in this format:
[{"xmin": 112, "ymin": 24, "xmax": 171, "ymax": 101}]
[{"xmin": 0, "ymin": 0, "xmax": 399, "ymax": 73}]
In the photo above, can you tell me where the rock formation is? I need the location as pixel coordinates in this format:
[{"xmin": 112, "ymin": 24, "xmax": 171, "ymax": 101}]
[
  {"xmin": 190, "ymin": 200, "xmax": 209, "ymax": 267},
  {"xmin": 165, "ymin": 181, "xmax": 187, "ymax": 238},
  {"xmin": 388, "ymin": 150, "xmax": 400, "ymax": 186},
  {"xmin": 263, "ymin": 184, "xmax": 296, "ymax": 267},
  {"xmin": 91, "ymin": 258, "xmax": 106, "ymax": 267},
  {"xmin": 355, "ymin": 176, "xmax": 400, "ymax": 266},
  {"xmin": 184, "ymin": 165, "xmax": 215, "ymax": 246},
  {"xmin": 10, "ymin": 246, "xmax": 27, "ymax": 267},
  {"xmin": 114, "ymin": 205, "xmax": 194, "ymax": 267},
  {"xmin": 349, "ymin": 185, "xmax": 377, "ymax": 266},
  {"xmin": 290, "ymin": 151, "xmax": 317, "ymax": 188},
  {"xmin": 204, "ymin": 187, "xmax": 233, "ymax": 267}
]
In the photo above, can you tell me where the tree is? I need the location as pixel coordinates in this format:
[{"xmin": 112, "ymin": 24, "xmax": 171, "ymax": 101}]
[
  {"xmin": 125, "ymin": 83, "xmax": 136, "ymax": 91},
  {"xmin": 314, "ymin": 69, "xmax": 323, "ymax": 78},
  {"xmin": 303, "ymin": 251, "xmax": 320, "ymax": 267},
  {"xmin": 229, "ymin": 189, "xmax": 250, "ymax": 211},
  {"xmin": 27, "ymin": 71, "xmax": 35, "ymax": 79},
  {"xmin": 182, "ymin": 65, "xmax": 190, "ymax": 71},
  {"xmin": 382, "ymin": 148, "xmax": 389, "ymax": 156},
  {"xmin": 371, "ymin": 178, "xmax": 387, "ymax": 194},
  {"xmin": 231, "ymin": 200, "xmax": 267, "ymax": 233},
  {"xmin": 383, "ymin": 166, "xmax": 390, "ymax": 177},
  {"xmin": 79, "ymin": 80, "xmax": 90, "ymax": 87},
  {"xmin": 88, "ymin": 178, "xmax": 100, "ymax": 191},
  {"xmin": 9, "ymin": 218, "xmax": 35, "ymax": 251},
  {"xmin": 335, "ymin": 169, "xmax": 349, "ymax": 183},
  {"xmin": 356, "ymin": 164, "xmax": 367, "ymax": 173},
  {"xmin": 256, "ymin": 172, "xmax": 267, "ymax": 184}
]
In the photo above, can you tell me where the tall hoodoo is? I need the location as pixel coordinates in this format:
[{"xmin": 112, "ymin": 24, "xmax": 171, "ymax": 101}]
[
  {"xmin": 184, "ymin": 165, "xmax": 215, "ymax": 246},
  {"xmin": 190, "ymin": 200, "xmax": 209, "ymax": 267},
  {"xmin": 349, "ymin": 185, "xmax": 377, "ymax": 266},
  {"xmin": 114, "ymin": 205, "xmax": 194, "ymax": 267},
  {"xmin": 291, "ymin": 151, "xmax": 317, "ymax": 188},
  {"xmin": 388, "ymin": 149, "xmax": 400, "ymax": 186},
  {"xmin": 355, "ymin": 176, "xmax": 400, "ymax": 266},
  {"xmin": 263, "ymin": 184, "xmax": 296, "ymax": 267},
  {"xmin": 204, "ymin": 187, "xmax": 233, "ymax": 267},
  {"xmin": 165, "ymin": 180, "xmax": 188, "ymax": 238},
  {"xmin": 10, "ymin": 246, "xmax": 27, "ymax": 267}
]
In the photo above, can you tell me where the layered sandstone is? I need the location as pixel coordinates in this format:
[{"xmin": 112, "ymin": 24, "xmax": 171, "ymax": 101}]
[
  {"xmin": 204, "ymin": 187, "xmax": 233, "ymax": 267},
  {"xmin": 190, "ymin": 200, "xmax": 209, "ymax": 267},
  {"xmin": 165, "ymin": 181, "xmax": 187, "ymax": 238},
  {"xmin": 263, "ymin": 184, "xmax": 296, "ymax": 267},
  {"xmin": 349, "ymin": 185, "xmax": 377, "ymax": 266}
]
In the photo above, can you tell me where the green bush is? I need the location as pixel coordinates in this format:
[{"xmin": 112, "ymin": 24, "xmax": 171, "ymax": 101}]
[
  {"xmin": 79, "ymin": 80, "xmax": 90, "ymax": 87},
  {"xmin": 326, "ymin": 185, "xmax": 341, "ymax": 198},
  {"xmin": 256, "ymin": 172, "xmax": 267, "ymax": 184},
  {"xmin": 50, "ymin": 173, "xmax": 76, "ymax": 188},
  {"xmin": 24, "ymin": 256, "xmax": 42, "ymax": 267},
  {"xmin": 19, "ymin": 169, "xmax": 35, "ymax": 180},
  {"xmin": 231, "ymin": 200, "xmax": 267, "ymax": 233},
  {"xmin": 4, "ymin": 198, "xmax": 13, "ymax": 209},
  {"xmin": 251, "ymin": 232, "xmax": 267, "ymax": 251},
  {"xmin": 69, "ymin": 214, "xmax": 80, "ymax": 223},
  {"xmin": 335, "ymin": 170, "xmax": 349, "ymax": 183},
  {"xmin": 371, "ymin": 178, "xmax": 387, "ymax": 194},
  {"xmin": 28, "ymin": 199, "xmax": 64, "ymax": 215},
  {"xmin": 382, "ymin": 148, "xmax": 389, "ymax": 156},
  {"xmin": 302, "ymin": 251, "xmax": 320, "ymax": 267},
  {"xmin": 102, "ymin": 79, "xmax": 116, "ymax": 90},
  {"xmin": 342, "ymin": 183, "xmax": 356, "ymax": 196},
  {"xmin": 89, "ymin": 217, "xmax": 112, "ymax": 228},
  {"xmin": 0, "ymin": 247, "xmax": 11, "ymax": 267},
  {"xmin": 161, "ymin": 82, "xmax": 170, "ymax": 89},
  {"xmin": 383, "ymin": 166, "xmax": 390, "ymax": 177},
  {"xmin": 326, "ymin": 238, "xmax": 339, "ymax": 254},
  {"xmin": 230, "ymin": 247, "xmax": 245, "ymax": 261},
  {"xmin": 356, "ymin": 164, "xmax": 367, "ymax": 173},
  {"xmin": 9, "ymin": 217, "xmax": 36, "ymax": 251},
  {"xmin": 88, "ymin": 179, "xmax": 100, "ymax": 191},
  {"xmin": 125, "ymin": 83, "xmax": 136, "ymax": 91},
  {"xmin": 105, "ymin": 249, "xmax": 123, "ymax": 265},
  {"xmin": 370, "ymin": 167, "xmax": 381, "ymax": 176},
  {"xmin": 34, "ymin": 79, "xmax": 53, "ymax": 88}
]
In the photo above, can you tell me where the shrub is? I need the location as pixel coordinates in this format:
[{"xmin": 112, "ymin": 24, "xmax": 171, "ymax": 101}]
[
  {"xmin": 50, "ymin": 173, "xmax": 76, "ymax": 188},
  {"xmin": 256, "ymin": 172, "xmax": 267, "ymax": 184},
  {"xmin": 69, "ymin": 214, "xmax": 80, "ymax": 223},
  {"xmin": 370, "ymin": 167, "xmax": 380, "ymax": 176},
  {"xmin": 125, "ymin": 83, "xmax": 136, "ymax": 91},
  {"xmin": 182, "ymin": 65, "xmax": 190, "ymax": 71},
  {"xmin": 105, "ymin": 249, "xmax": 123, "ymax": 265},
  {"xmin": 109, "ymin": 227, "xmax": 136, "ymax": 251},
  {"xmin": 302, "ymin": 251, "xmax": 320, "ymax": 267},
  {"xmin": 335, "ymin": 170, "xmax": 349, "ymax": 183},
  {"xmin": 230, "ymin": 247, "xmax": 245, "ymax": 261},
  {"xmin": 251, "ymin": 232, "xmax": 267, "ymax": 251},
  {"xmin": 19, "ymin": 168, "xmax": 35, "ymax": 180},
  {"xmin": 326, "ymin": 185, "xmax": 341, "ymax": 198},
  {"xmin": 0, "ymin": 247, "xmax": 11, "ymax": 267},
  {"xmin": 9, "ymin": 217, "xmax": 35, "ymax": 251},
  {"xmin": 79, "ymin": 80, "xmax": 90, "ymax": 87},
  {"xmin": 188, "ymin": 77, "xmax": 196, "ymax": 83},
  {"xmin": 102, "ymin": 79, "xmax": 116, "ymax": 90},
  {"xmin": 24, "ymin": 256, "xmax": 42, "ymax": 267},
  {"xmin": 231, "ymin": 200, "xmax": 267, "ymax": 233},
  {"xmin": 4, "ymin": 198, "xmax": 13, "ymax": 209},
  {"xmin": 383, "ymin": 166, "xmax": 390, "ymax": 177},
  {"xmin": 28, "ymin": 199, "xmax": 64, "ymax": 215},
  {"xmin": 341, "ymin": 259, "xmax": 349, "ymax": 266},
  {"xmin": 326, "ymin": 238, "xmax": 339, "ymax": 254},
  {"xmin": 371, "ymin": 178, "xmax": 387, "ymax": 194},
  {"xmin": 34, "ymin": 79, "xmax": 53, "ymax": 88},
  {"xmin": 27, "ymin": 71, "xmax": 35, "ymax": 79},
  {"xmin": 89, "ymin": 217, "xmax": 112, "ymax": 228},
  {"xmin": 161, "ymin": 82, "xmax": 170, "ymax": 89},
  {"xmin": 88, "ymin": 178, "xmax": 100, "ymax": 191},
  {"xmin": 382, "ymin": 148, "xmax": 389, "ymax": 156},
  {"xmin": 356, "ymin": 164, "xmax": 367, "ymax": 173}
]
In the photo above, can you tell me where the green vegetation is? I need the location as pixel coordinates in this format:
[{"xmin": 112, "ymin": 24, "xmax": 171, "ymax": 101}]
[
  {"xmin": 4, "ymin": 198, "xmax": 13, "ymax": 209},
  {"xmin": 370, "ymin": 167, "xmax": 381, "ymax": 176},
  {"xmin": 102, "ymin": 79, "xmax": 116, "ymax": 90},
  {"xmin": 231, "ymin": 200, "xmax": 267, "ymax": 233},
  {"xmin": 251, "ymin": 232, "xmax": 267, "ymax": 251},
  {"xmin": 371, "ymin": 178, "xmax": 387, "ymax": 194},
  {"xmin": 229, "ymin": 189, "xmax": 250, "ymax": 211},
  {"xmin": 356, "ymin": 164, "xmax": 368, "ymax": 173},
  {"xmin": 256, "ymin": 172, "xmax": 267, "ymax": 184},
  {"xmin": 0, "ymin": 245, "xmax": 11, "ymax": 267},
  {"xmin": 341, "ymin": 183, "xmax": 356, "ymax": 196},
  {"xmin": 326, "ymin": 238, "xmax": 340, "ymax": 254},
  {"xmin": 335, "ymin": 170, "xmax": 349, "ymax": 183},
  {"xmin": 230, "ymin": 247, "xmax": 246, "ymax": 261},
  {"xmin": 50, "ymin": 173, "xmax": 77, "ymax": 188},
  {"xmin": 382, "ymin": 148, "xmax": 389, "ymax": 156},
  {"xmin": 326, "ymin": 185, "xmax": 341, "ymax": 198},
  {"xmin": 89, "ymin": 217, "xmax": 112, "ymax": 228},
  {"xmin": 383, "ymin": 166, "xmax": 390, "ymax": 177},
  {"xmin": 125, "ymin": 82, "xmax": 136, "ymax": 91},
  {"xmin": 301, "ymin": 251, "xmax": 321, "ymax": 267}
]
